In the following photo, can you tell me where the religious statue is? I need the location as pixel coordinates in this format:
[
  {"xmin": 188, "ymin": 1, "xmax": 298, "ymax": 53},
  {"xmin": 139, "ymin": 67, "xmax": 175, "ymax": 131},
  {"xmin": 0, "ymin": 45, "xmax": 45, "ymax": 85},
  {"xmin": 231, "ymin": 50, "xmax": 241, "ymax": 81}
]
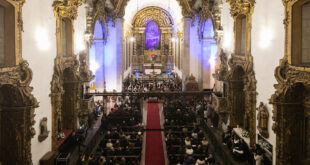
[
  {"xmin": 257, "ymin": 102, "xmax": 269, "ymax": 138},
  {"xmin": 38, "ymin": 117, "xmax": 50, "ymax": 142}
]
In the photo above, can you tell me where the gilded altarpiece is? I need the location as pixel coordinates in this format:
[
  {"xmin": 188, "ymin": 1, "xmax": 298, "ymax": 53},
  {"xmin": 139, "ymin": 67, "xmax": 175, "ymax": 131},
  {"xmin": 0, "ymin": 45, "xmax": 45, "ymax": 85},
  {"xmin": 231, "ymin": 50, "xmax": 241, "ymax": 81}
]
[
  {"xmin": 270, "ymin": 0, "xmax": 310, "ymax": 164},
  {"xmin": 221, "ymin": 0, "xmax": 257, "ymax": 146},
  {"xmin": 130, "ymin": 7, "xmax": 174, "ymax": 72},
  {"xmin": 51, "ymin": 0, "xmax": 82, "ymax": 151},
  {"xmin": 0, "ymin": 0, "xmax": 38, "ymax": 164}
]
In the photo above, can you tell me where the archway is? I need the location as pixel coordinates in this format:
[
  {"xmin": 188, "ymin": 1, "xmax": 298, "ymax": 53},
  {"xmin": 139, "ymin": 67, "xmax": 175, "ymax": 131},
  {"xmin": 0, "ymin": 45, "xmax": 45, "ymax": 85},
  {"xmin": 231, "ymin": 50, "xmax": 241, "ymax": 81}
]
[
  {"xmin": 229, "ymin": 66, "xmax": 246, "ymax": 128},
  {"xmin": 274, "ymin": 83, "xmax": 310, "ymax": 164},
  {"xmin": 0, "ymin": 84, "xmax": 35, "ymax": 165}
]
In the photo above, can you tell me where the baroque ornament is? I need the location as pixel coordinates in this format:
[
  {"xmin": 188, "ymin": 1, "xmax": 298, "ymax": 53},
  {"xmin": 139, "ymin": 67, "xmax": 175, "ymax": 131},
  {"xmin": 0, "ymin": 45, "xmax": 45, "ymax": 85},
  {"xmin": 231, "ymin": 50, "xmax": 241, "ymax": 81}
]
[
  {"xmin": 270, "ymin": 0, "xmax": 310, "ymax": 164},
  {"xmin": 53, "ymin": 0, "xmax": 83, "ymax": 19},
  {"xmin": 213, "ymin": 0, "xmax": 257, "ymax": 146}
]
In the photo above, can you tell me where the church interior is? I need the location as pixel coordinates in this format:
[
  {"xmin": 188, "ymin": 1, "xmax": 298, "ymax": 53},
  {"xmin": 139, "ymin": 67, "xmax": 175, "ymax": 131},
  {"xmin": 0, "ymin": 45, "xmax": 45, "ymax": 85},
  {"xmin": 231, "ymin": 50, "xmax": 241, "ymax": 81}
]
[{"xmin": 0, "ymin": 0, "xmax": 309, "ymax": 165}]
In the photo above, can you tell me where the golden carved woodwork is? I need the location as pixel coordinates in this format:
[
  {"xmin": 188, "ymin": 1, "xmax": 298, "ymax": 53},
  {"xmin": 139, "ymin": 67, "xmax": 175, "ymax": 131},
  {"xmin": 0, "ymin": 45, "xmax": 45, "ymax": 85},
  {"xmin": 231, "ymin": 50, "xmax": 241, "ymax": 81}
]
[
  {"xmin": 226, "ymin": 0, "xmax": 255, "ymax": 17},
  {"xmin": 132, "ymin": 7, "xmax": 174, "ymax": 27},
  {"xmin": 213, "ymin": 0, "xmax": 256, "ymax": 146},
  {"xmin": 0, "ymin": 60, "xmax": 38, "ymax": 165},
  {"xmin": 270, "ymin": 1, "xmax": 310, "ymax": 164},
  {"xmin": 0, "ymin": 0, "xmax": 38, "ymax": 164},
  {"xmin": 212, "ymin": 93, "xmax": 229, "ymax": 125},
  {"xmin": 50, "ymin": 56, "xmax": 81, "ymax": 151},
  {"xmin": 53, "ymin": 0, "xmax": 82, "ymax": 19}
]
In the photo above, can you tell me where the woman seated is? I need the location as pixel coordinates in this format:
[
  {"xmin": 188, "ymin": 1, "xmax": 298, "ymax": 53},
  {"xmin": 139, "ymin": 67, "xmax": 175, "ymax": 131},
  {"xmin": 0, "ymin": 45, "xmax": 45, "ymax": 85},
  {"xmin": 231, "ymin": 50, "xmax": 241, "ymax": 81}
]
[
  {"xmin": 185, "ymin": 146, "xmax": 194, "ymax": 155},
  {"xmin": 185, "ymin": 137, "xmax": 191, "ymax": 146}
]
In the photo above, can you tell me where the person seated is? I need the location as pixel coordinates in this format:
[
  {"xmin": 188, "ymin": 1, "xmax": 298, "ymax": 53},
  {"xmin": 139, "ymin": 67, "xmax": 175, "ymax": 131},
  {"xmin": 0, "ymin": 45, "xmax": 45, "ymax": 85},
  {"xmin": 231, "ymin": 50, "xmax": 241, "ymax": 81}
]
[
  {"xmin": 253, "ymin": 149, "xmax": 264, "ymax": 165},
  {"xmin": 205, "ymin": 154, "xmax": 215, "ymax": 165},
  {"xmin": 232, "ymin": 139, "xmax": 249, "ymax": 161},
  {"xmin": 201, "ymin": 137, "xmax": 209, "ymax": 147},
  {"xmin": 186, "ymin": 146, "xmax": 194, "ymax": 155},
  {"xmin": 185, "ymin": 137, "xmax": 191, "ymax": 146},
  {"xmin": 184, "ymin": 156, "xmax": 195, "ymax": 165},
  {"xmin": 106, "ymin": 139, "xmax": 113, "ymax": 149},
  {"xmin": 195, "ymin": 156, "xmax": 206, "ymax": 165}
]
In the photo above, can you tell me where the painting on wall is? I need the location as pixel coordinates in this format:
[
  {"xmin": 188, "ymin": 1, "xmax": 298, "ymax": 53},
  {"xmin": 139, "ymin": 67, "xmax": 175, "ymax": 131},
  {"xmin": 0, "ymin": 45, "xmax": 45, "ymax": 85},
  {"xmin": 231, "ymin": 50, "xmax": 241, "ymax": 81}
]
[{"xmin": 145, "ymin": 20, "xmax": 160, "ymax": 50}]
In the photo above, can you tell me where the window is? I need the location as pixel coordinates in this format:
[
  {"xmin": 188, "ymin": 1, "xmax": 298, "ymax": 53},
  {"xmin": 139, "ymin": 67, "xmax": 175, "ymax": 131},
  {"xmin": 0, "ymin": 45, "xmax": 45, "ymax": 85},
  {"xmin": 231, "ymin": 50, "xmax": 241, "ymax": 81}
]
[
  {"xmin": 0, "ymin": 0, "xmax": 15, "ymax": 68},
  {"xmin": 61, "ymin": 19, "xmax": 72, "ymax": 57},
  {"xmin": 235, "ymin": 15, "xmax": 246, "ymax": 55},
  {"xmin": 292, "ymin": 0, "xmax": 310, "ymax": 66}
]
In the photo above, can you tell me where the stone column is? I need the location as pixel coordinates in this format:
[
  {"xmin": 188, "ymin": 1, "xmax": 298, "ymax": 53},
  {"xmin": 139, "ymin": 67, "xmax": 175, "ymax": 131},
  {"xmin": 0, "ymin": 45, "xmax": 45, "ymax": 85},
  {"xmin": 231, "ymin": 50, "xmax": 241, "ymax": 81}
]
[
  {"xmin": 182, "ymin": 18, "xmax": 191, "ymax": 87},
  {"xmin": 115, "ymin": 18, "xmax": 123, "ymax": 91},
  {"xmin": 94, "ymin": 40, "xmax": 105, "ymax": 90}
]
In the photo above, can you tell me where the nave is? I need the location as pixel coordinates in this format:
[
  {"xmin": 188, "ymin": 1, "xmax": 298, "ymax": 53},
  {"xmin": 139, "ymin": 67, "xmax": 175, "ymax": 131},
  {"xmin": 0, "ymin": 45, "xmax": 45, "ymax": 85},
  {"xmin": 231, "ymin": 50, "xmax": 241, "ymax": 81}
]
[{"xmin": 75, "ymin": 93, "xmax": 267, "ymax": 165}]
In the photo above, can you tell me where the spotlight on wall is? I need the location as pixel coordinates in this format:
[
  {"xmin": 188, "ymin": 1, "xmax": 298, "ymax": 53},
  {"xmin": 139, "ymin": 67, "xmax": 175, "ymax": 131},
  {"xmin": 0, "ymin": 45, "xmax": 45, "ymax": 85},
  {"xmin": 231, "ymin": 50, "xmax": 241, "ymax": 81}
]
[
  {"xmin": 130, "ymin": 37, "xmax": 135, "ymax": 42},
  {"xmin": 35, "ymin": 27, "xmax": 50, "ymax": 51},
  {"xmin": 89, "ymin": 60, "xmax": 100, "ymax": 73},
  {"xmin": 259, "ymin": 27, "xmax": 273, "ymax": 49}
]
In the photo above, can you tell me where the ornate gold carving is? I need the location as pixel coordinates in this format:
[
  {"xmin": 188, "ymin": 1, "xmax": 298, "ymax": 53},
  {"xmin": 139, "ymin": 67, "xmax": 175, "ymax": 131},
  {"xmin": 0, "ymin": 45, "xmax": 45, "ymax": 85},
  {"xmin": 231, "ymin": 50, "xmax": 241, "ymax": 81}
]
[
  {"xmin": 50, "ymin": 56, "xmax": 80, "ymax": 151},
  {"xmin": 0, "ymin": 60, "xmax": 38, "ymax": 165},
  {"xmin": 132, "ymin": 7, "xmax": 174, "ymax": 27},
  {"xmin": 257, "ymin": 102, "xmax": 269, "ymax": 138},
  {"xmin": 53, "ymin": 0, "xmax": 82, "ymax": 19},
  {"xmin": 226, "ymin": 0, "xmax": 255, "ymax": 16}
]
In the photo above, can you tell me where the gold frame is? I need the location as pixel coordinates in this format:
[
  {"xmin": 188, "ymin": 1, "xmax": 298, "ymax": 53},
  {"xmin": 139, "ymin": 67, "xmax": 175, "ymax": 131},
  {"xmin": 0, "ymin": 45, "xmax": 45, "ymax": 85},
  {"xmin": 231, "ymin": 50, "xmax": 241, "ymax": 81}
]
[
  {"xmin": 0, "ymin": 0, "xmax": 38, "ymax": 164},
  {"xmin": 270, "ymin": 0, "xmax": 310, "ymax": 164},
  {"xmin": 221, "ymin": 0, "xmax": 257, "ymax": 146},
  {"xmin": 51, "ymin": 0, "xmax": 82, "ymax": 151}
]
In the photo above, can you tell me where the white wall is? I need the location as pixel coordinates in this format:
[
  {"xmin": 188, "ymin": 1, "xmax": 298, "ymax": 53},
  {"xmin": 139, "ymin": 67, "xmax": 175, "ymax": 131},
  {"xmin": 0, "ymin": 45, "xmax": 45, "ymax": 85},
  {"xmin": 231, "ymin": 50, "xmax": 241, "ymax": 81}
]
[
  {"xmin": 23, "ymin": 1, "xmax": 87, "ymax": 164},
  {"xmin": 23, "ymin": 0, "xmax": 55, "ymax": 164},
  {"xmin": 189, "ymin": 18, "xmax": 201, "ymax": 80},
  {"xmin": 252, "ymin": 0, "xmax": 285, "ymax": 164},
  {"xmin": 220, "ymin": 2, "xmax": 234, "ymax": 57}
]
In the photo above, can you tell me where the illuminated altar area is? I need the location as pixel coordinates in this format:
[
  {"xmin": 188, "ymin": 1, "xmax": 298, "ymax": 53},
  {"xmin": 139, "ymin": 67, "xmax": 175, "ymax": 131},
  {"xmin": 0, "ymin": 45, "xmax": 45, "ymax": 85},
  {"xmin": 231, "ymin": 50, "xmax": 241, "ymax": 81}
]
[{"xmin": 124, "ymin": 6, "xmax": 179, "ymax": 75}]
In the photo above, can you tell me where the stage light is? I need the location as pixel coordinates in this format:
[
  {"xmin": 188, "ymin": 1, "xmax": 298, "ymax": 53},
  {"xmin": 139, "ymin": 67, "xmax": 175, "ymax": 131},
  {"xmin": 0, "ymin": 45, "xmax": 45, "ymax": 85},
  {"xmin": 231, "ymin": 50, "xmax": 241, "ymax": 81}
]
[
  {"xmin": 35, "ymin": 27, "xmax": 50, "ymax": 51},
  {"xmin": 130, "ymin": 37, "xmax": 135, "ymax": 42}
]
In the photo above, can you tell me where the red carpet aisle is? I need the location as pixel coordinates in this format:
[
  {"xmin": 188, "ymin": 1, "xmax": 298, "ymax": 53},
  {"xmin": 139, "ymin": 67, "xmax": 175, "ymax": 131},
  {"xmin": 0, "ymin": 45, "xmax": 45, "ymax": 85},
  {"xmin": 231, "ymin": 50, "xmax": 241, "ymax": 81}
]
[{"xmin": 145, "ymin": 103, "xmax": 165, "ymax": 165}]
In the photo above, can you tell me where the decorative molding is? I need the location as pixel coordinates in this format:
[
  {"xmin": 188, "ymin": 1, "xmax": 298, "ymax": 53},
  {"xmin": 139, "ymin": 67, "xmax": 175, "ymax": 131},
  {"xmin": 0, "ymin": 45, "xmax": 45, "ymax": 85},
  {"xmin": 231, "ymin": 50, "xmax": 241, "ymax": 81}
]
[
  {"xmin": 0, "ymin": 61, "xmax": 38, "ymax": 165},
  {"xmin": 226, "ymin": 0, "xmax": 255, "ymax": 16},
  {"xmin": 50, "ymin": 56, "xmax": 80, "ymax": 151},
  {"xmin": 53, "ymin": 0, "xmax": 82, "ymax": 19},
  {"xmin": 132, "ymin": 7, "xmax": 174, "ymax": 27}
]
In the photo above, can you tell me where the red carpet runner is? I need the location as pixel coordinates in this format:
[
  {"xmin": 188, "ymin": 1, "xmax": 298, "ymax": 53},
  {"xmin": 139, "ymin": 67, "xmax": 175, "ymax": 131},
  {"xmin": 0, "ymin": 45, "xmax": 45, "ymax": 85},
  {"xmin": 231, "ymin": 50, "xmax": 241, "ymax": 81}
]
[{"xmin": 145, "ymin": 103, "xmax": 165, "ymax": 165}]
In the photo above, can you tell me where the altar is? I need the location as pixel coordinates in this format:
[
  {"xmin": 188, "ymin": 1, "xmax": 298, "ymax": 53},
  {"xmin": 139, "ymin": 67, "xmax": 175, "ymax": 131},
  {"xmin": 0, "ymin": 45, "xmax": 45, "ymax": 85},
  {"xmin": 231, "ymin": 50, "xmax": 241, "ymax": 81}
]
[{"xmin": 144, "ymin": 63, "xmax": 162, "ymax": 75}]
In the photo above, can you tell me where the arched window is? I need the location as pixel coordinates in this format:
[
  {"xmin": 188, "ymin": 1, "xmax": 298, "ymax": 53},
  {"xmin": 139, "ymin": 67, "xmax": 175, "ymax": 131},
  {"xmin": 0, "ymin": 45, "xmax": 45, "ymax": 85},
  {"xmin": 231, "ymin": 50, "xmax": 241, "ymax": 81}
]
[
  {"xmin": 292, "ymin": 0, "xmax": 310, "ymax": 66},
  {"xmin": 0, "ymin": 0, "xmax": 15, "ymax": 68},
  {"xmin": 61, "ymin": 18, "xmax": 73, "ymax": 57},
  {"xmin": 235, "ymin": 15, "xmax": 246, "ymax": 56}
]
